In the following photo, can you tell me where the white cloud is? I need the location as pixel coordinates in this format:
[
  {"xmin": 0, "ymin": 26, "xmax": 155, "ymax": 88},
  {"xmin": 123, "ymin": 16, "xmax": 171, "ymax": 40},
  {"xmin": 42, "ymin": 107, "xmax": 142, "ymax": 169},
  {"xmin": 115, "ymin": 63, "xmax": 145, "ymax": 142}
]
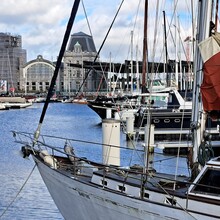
[{"xmin": 0, "ymin": 0, "xmax": 197, "ymax": 63}]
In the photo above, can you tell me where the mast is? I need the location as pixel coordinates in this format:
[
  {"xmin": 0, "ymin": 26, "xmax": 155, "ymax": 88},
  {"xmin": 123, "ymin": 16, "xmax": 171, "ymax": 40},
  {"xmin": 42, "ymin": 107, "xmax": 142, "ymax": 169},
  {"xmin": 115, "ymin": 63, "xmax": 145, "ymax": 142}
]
[
  {"xmin": 136, "ymin": 45, "xmax": 140, "ymax": 92},
  {"xmin": 191, "ymin": 0, "xmax": 213, "ymax": 166},
  {"xmin": 131, "ymin": 31, "xmax": 134, "ymax": 93},
  {"xmin": 174, "ymin": 0, "xmax": 179, "ymax": 89},
  {"xmin": 215, "ymin": 0, "xmax": 219, "ymax": 32},
  {"xmin": 33, "ymin": 0, "xmax": 81, "ymax": 145},
  {"xmin": 163, "ymin": 11, "xmax": 169, "ymax": 87},
  {"xmin": 142, "ymin": 0, "xmax": 148, "ymax": 92}
]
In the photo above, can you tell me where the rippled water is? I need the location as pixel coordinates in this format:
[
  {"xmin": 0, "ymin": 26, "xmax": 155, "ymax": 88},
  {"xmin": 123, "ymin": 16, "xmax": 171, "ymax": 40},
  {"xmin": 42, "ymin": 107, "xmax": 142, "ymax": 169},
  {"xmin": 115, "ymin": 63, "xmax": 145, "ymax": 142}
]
[
  {"xmin": 0, "ymin": 103, "xmax": 102, "ymax": 220},
  {"xmin": 0, "ymin": 102, "xmax": 189, "ymax": 219}
]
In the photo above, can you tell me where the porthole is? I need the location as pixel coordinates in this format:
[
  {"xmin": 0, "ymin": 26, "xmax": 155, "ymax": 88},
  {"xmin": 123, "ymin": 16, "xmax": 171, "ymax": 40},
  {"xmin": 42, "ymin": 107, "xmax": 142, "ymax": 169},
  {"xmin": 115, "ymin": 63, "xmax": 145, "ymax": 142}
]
[
  {"xmin": 174, "ymin": 119, "xmax": 180, "ymax": 123},
  {"xmin": 164, "ymin": 119, "xmax": 170, "ymax": 123},
  {"xmin": 154, "ymin": 119, "xmax": 160, "ymax": 123}
]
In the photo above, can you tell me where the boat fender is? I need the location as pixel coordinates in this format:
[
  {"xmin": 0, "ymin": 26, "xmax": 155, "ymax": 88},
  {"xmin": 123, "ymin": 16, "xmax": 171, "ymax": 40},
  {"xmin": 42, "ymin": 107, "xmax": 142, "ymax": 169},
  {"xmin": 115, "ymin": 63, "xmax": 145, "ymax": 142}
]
[
  {"xmin": 39, "ymin": 150, "xmax": 50, "ymax": 157},
  {"xmin": 64, "ymin": 143, "xmax": 75, "ymax": 163},
  {"xmin": 43, "ymin": 155, "xmax": 57, "ymax": 169},
  {"xmin": 39, "ymin": 150, "xmax": 57, "ymax": 169}
]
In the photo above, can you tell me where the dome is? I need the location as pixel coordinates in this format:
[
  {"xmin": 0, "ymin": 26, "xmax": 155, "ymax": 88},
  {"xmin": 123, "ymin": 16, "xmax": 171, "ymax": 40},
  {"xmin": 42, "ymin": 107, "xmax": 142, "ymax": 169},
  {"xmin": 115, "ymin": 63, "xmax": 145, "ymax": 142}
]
[{"xmin": 67, "ymin": 32, "xmax": 97, "ymax": 53}]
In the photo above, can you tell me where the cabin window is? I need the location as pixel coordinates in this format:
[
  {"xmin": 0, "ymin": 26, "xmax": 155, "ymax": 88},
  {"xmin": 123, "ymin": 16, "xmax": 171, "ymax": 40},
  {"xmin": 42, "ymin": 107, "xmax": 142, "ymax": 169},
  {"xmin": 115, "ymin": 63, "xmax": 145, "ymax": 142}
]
[
  {"xmin": 101, "ymin": 180, "xmax": 107, "ymax": 186},
  {"xmin": 144, "ymin": 192, "xmax": 149, "ymax": 199},
  {"xmin": 118, "ymin": 185, "xmax": 126, "ymax": 192},
  {"xmin": 165, "ymin": 197, "xmax": 176, "ymax": 206},
  {"xmin": 192, "ymin": 169, "xmax": 220, "ymax": 194}
]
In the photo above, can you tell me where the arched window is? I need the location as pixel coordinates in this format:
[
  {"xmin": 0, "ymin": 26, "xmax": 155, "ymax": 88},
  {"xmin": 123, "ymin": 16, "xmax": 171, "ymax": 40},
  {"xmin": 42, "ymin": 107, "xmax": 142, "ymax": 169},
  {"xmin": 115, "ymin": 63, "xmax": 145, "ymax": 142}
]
[{"xmin": 74, "ymin": 42, "xmax": 82, "ymax": 53}]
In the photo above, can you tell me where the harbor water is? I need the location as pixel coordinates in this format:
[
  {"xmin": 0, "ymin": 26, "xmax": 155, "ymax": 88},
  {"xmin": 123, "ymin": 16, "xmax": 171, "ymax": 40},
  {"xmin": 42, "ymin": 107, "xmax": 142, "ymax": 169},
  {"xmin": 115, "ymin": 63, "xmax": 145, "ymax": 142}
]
[
  {"xmin": 0, "ymin": 103, "xmax": 102, "ymax": 220},
  {"xmin": 0, "ymin": 102, "xmax": 189, "ymax": 219}
]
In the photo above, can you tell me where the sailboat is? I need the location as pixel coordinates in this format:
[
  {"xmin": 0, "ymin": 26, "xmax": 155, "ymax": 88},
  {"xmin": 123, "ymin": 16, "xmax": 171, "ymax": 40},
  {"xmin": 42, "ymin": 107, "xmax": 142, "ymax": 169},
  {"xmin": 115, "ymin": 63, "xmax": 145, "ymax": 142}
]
[
  {"xmin": 86, "ymin": 3, "xmax": 194, "ymax": 131},
  {"xmin": 12, "ymin": 0, "xmax": 220, "ymax": 219}
]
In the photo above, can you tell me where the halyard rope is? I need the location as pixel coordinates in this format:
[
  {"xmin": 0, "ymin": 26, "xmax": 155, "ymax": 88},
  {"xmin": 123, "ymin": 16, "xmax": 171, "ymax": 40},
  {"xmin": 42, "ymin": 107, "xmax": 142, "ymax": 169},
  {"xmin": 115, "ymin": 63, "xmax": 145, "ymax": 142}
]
[{"xmin": 0, "ymin": 164, "xmax": 36, "ymax": 218}]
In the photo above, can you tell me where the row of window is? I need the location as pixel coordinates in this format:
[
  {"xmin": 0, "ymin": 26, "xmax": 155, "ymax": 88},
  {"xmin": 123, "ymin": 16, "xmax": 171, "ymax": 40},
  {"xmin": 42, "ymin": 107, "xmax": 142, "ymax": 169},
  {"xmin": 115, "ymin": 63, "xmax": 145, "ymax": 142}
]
[{"xmin": 23, "ymin": 82, "xmax": 50, "ymax": 86}]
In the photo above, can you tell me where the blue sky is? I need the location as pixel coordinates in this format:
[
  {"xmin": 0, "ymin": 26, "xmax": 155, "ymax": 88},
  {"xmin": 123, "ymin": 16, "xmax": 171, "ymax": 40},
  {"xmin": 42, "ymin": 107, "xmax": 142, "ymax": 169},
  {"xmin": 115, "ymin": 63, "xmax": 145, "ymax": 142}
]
[{"xmin": 0, "ymin": 0, "xmax": 199, "ymax": 63}]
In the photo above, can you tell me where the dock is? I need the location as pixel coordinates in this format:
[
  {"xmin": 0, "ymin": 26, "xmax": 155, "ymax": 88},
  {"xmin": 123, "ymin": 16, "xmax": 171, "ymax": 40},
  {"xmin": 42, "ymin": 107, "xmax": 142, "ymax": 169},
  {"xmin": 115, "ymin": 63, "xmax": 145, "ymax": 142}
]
[{"xmin": 0, "ymin": 97, "xmax": 32, "ymax": 109}]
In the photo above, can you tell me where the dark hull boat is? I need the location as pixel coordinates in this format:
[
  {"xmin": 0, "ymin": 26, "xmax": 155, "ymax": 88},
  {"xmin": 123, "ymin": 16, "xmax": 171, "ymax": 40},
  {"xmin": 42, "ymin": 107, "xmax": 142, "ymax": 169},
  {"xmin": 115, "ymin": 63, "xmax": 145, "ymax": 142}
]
[{"xmin": 87, "ymin": 88, "xmax": 193, "ymax": 130}]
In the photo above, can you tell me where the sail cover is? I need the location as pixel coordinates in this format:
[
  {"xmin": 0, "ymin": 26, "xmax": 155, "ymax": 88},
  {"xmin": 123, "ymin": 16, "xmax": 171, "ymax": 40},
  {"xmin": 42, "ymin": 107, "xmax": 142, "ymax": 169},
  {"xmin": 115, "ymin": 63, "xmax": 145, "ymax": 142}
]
[{"xmin": 199, "ymin": 33, "xmax": 220, "ymax": 115}]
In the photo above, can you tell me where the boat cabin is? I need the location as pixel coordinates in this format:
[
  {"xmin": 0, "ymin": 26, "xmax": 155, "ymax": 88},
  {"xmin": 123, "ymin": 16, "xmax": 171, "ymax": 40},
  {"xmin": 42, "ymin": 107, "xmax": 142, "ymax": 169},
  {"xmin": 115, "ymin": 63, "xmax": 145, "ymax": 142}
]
[{"xmin": 188, "ymin": 157, "xmax": 220, "ymax": 199}]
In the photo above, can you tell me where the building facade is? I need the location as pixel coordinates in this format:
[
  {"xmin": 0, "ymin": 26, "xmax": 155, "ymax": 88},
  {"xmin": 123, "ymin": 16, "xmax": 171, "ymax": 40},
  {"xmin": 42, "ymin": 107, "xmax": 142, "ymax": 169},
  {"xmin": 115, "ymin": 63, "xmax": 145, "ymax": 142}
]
[
  {"xmin": 63, "ymin": 32, "xmax": 100, "ymax": 93},
  {"xmin": 0, "ymin": 32, "xmax": 103, "ymax": 95},
  {"xmin": 0, "ymin": 32, "xmax": 26, "ymax": 93},
  {"xmin": 20, "ymin": 55, "xmax": 62, "ymax": 93}
]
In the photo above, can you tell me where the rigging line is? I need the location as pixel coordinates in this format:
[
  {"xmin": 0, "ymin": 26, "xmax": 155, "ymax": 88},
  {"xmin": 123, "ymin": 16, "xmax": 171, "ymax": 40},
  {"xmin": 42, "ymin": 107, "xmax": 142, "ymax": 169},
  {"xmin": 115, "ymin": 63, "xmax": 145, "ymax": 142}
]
[
  {"xmin": 151, "ymin": 180, "xmax": 197, "ymax": 219},
  {"xmin": 36, "ymin": 137, "xmax": 144, "ymax": 153},
  {"xmin": 143, "ymin": 169, "xmax": 197, "ymax": 219},
  {"xmin": 111, "ymin": 63, "xmax": 123, "ymax": 95},
  {"xmin": 33, "ymin": 0, "xmax": 80, "ymax": 144},
  {"xmin": 81, "ymin": 0, "xmax": 93, "ymax": 37},
  {"xmin": 153, "ymin": 155, "xmax": 180, "ymax": 164},
  {"xmin": 132, "ymin": 0, "xmax": 141, "ymax": 31},
  {"xmin": 0, "ymin": 164, "xmax": 37, "ymax": 218},
  {"xmin": 96, "ymin": 62, "xmax": 110, "ymax": 93},
  {"xmin": 150, "ymin": 0, "xmax": 160, "ymax": 66},
  {"xmin": 175, "ymin": 76, "xmax": 192, "ymax": 178},
  {"xmin": 111, "ymin": 1, "xmax": 141, "ymax": 64},
  {"xmin": 75, "ymin": 0, "xmax": 125, "ymax": 97},
  {"xmin": 130, "ymin": 0, "xmax": 142, "ymax": 50}
]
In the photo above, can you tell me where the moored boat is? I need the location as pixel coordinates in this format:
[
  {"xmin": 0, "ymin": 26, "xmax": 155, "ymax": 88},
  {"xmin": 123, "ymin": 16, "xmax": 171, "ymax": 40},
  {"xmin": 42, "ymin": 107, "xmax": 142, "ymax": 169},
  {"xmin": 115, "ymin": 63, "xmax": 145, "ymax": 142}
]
[{"xmin": 12, "ymin": 0, "xmax": 220, "ymax": 219}]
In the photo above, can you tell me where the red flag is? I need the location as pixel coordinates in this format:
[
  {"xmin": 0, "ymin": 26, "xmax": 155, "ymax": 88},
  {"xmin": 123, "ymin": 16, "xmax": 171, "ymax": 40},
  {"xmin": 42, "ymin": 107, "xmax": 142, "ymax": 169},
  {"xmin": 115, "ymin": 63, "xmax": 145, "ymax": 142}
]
[
  {"xmin": 199, "ymin": 34, "xmax": 220, "ymax": 113},
  {"xmin": 201, "ymin": 52, "xmax": 220, "ymax": 111}
]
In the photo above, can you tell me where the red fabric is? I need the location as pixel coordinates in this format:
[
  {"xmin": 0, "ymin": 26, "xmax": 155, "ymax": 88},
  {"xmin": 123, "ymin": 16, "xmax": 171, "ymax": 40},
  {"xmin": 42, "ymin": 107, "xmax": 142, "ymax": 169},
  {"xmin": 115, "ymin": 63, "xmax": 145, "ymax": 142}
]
[{"xmin": 201, "ymin": 51, "xmax": 220, "ymax": 111}]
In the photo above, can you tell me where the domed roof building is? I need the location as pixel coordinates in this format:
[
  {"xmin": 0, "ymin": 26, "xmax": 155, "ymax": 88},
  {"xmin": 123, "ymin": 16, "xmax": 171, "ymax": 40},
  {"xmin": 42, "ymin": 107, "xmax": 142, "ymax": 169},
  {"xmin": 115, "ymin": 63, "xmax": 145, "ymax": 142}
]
[
  {"xmin": 63, "ymin": 32, "xmax": 100, "ymax": 93},
  {"xmin": 67, "ymin": 32, "xmax": 97, "ymax": 53}
]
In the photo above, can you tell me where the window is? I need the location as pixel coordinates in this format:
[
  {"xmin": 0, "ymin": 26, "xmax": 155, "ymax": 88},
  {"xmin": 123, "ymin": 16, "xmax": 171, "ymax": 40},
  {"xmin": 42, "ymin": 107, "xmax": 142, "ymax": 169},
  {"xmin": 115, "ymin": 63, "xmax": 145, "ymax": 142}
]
[
  {"xmin": 74, "ymin": 42, "xmax": 82, "ymax": 53},
  {"xmin": 192, "ymin": 169, "xmax": 220, "ymax": 195},
  {"xmin": 144, "ymin": 192, "xmax": 149, "ymax": 199},
  {"xmin": 101, "ymin": 180, "xmax": 107, "ymax": 186},
  {"xmin": 165, "ymin": 197, "xmax": 176, "ymax": 206},
  {"xmin": 76, "ymin": 70, "xmax": 81, "ymax": 78},
  {"xmin": 118, "ymin": 185, "xmax": 126, "ymax": 192}
]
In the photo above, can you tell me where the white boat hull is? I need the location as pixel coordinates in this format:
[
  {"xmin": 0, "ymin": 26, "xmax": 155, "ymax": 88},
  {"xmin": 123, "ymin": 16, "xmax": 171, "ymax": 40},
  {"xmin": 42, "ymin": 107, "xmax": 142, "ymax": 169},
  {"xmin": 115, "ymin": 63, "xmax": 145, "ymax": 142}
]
[{"xmin": 34, "ymin": 156, "xmax": 219, "ymax": 220}]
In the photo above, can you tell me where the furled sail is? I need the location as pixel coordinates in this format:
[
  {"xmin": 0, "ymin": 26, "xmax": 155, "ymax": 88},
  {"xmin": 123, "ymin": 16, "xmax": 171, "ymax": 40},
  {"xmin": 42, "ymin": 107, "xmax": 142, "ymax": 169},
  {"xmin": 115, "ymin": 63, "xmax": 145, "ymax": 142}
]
[{"xmin": 199, "ymin": 32, "xmax": 220, "ymax": 119}]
